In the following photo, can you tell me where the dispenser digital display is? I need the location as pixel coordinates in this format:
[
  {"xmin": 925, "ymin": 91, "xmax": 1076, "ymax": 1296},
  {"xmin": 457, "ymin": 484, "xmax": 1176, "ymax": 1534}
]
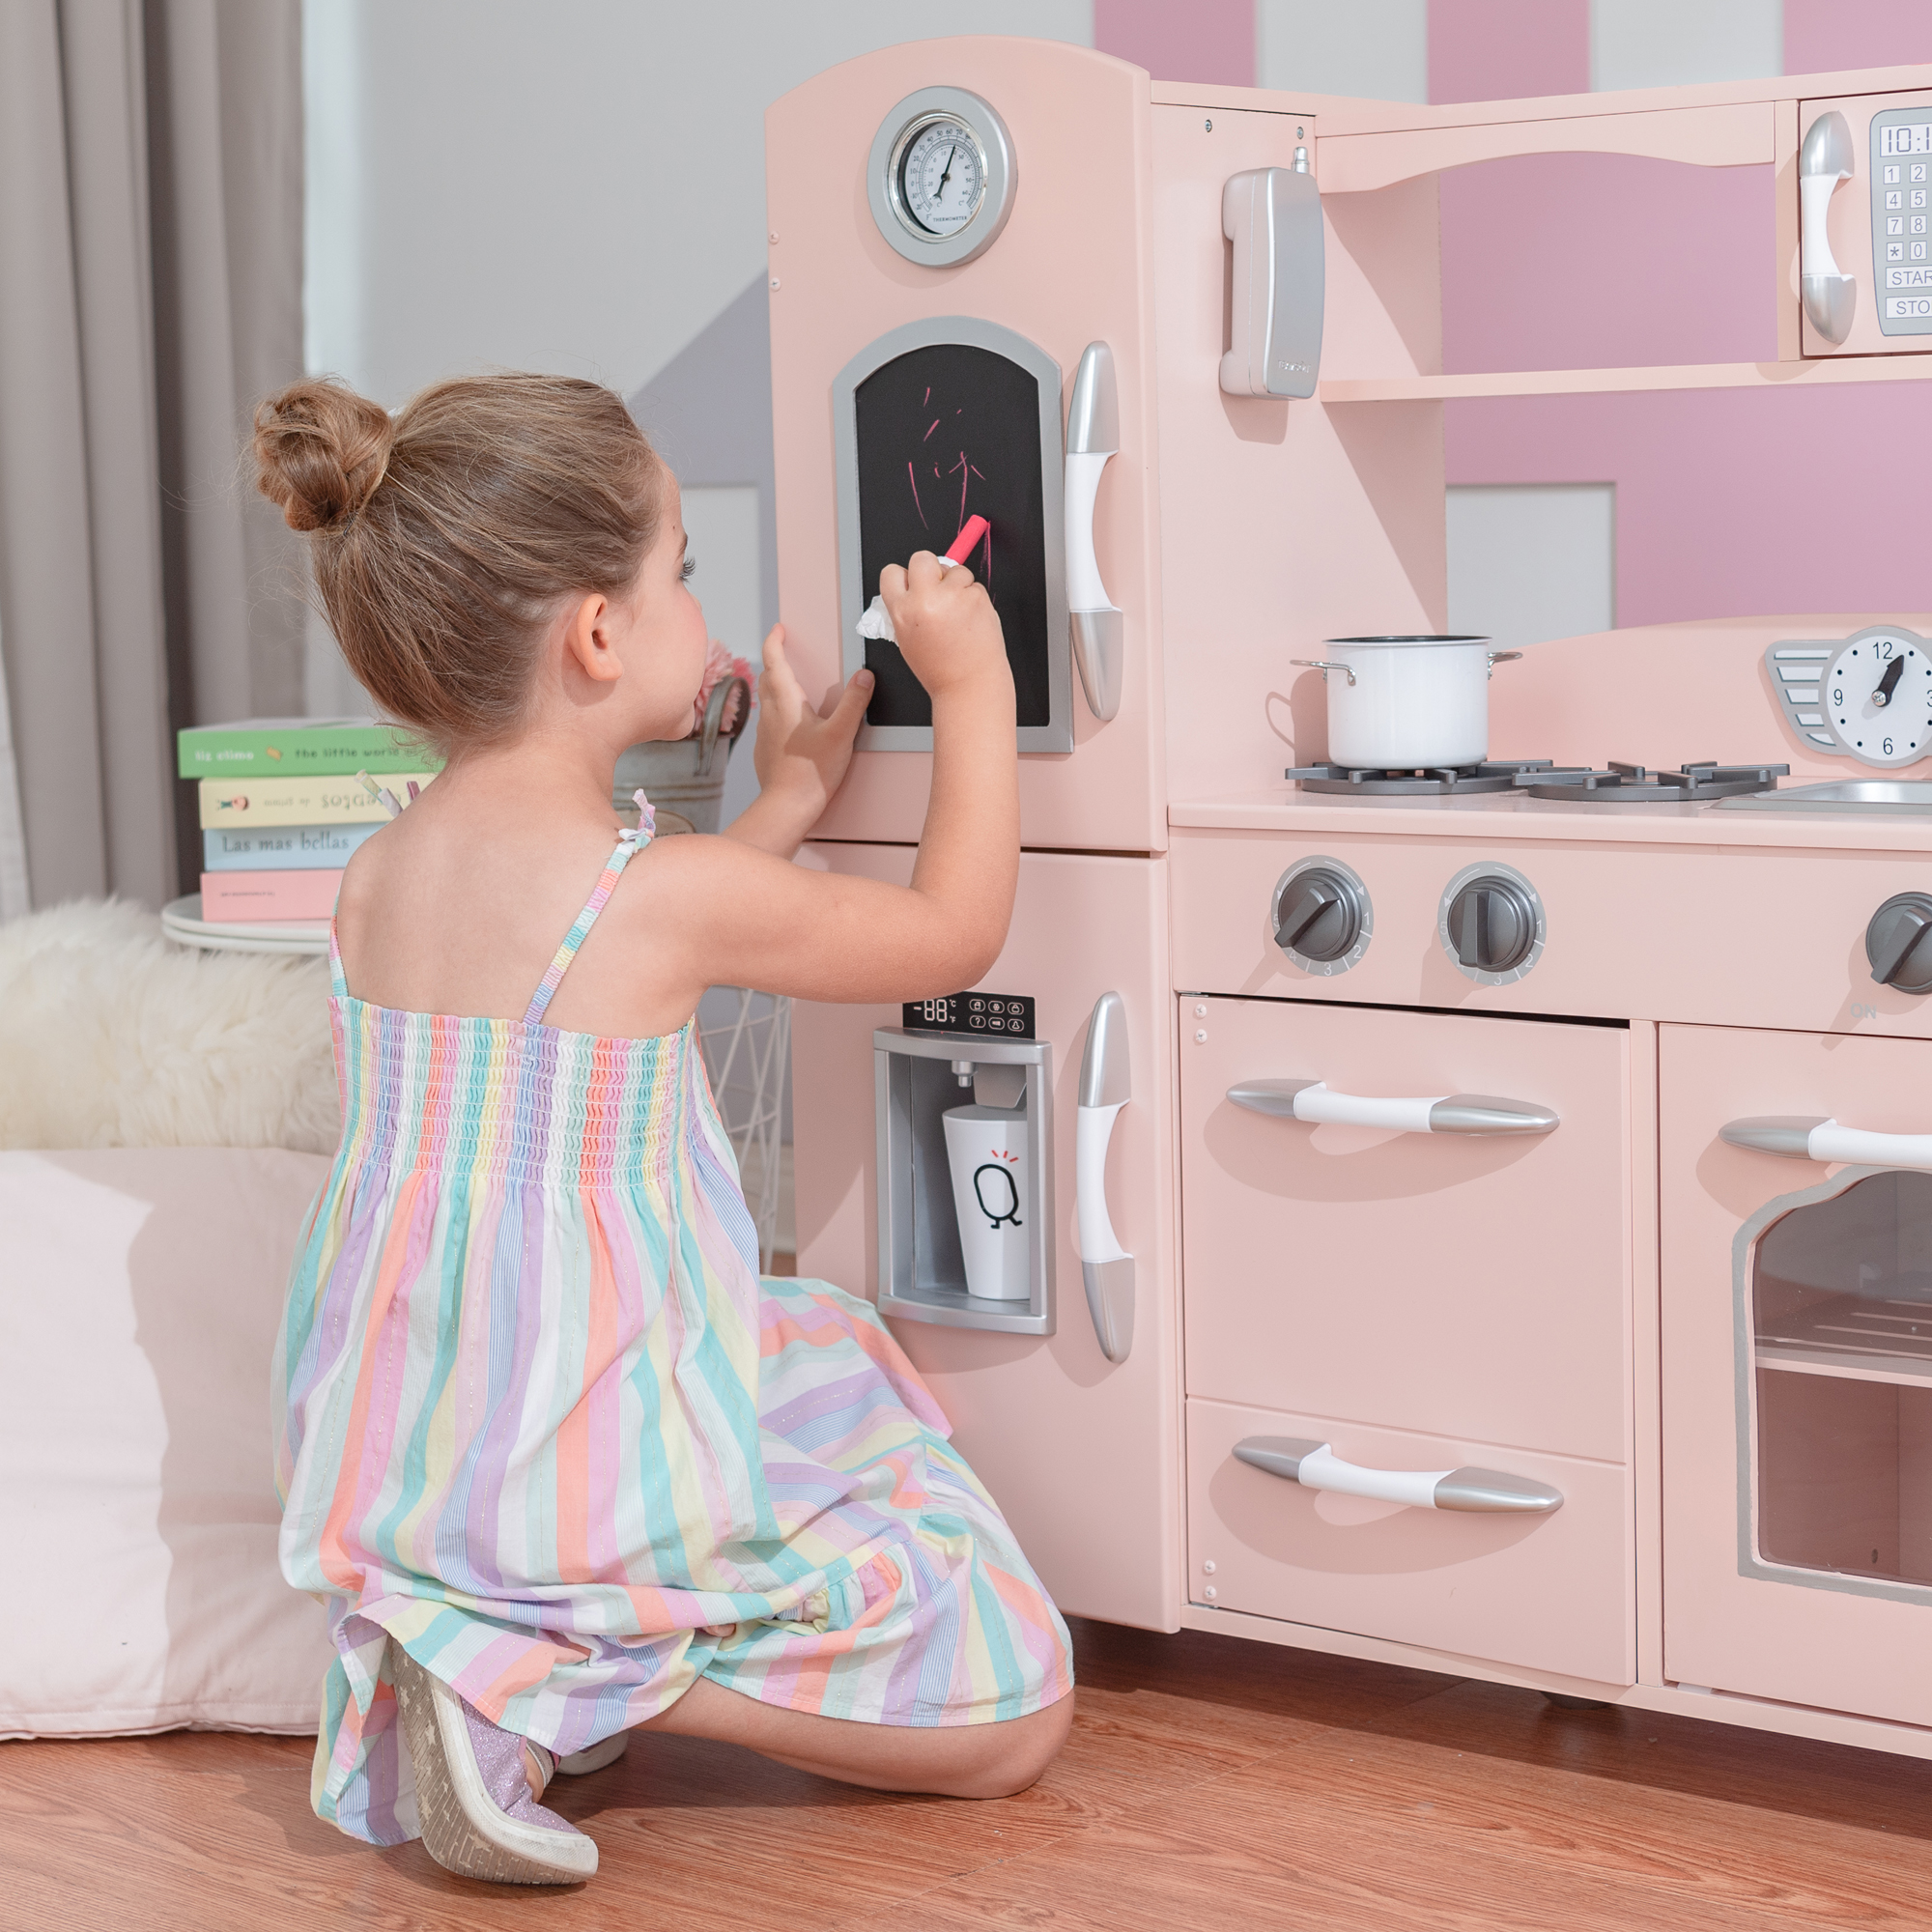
[
  {"xmin": 901, "ymin": 991, "xmax": 1036, "ymax": 1038},
  {"xmin": 852, "ymin": 343, "xmax": 1051, "ymax": 730}
]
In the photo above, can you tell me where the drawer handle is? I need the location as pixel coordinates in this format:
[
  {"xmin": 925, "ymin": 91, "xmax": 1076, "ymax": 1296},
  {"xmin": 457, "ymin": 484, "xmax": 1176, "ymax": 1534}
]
[
  {"xmin": 1234, "ymin": 1436, "xmax": 1564, "ymax": 1514},
  {"xmin": 1227, "ymin": 1079, "xmax": 1559, "ymax": 1137},
  {"xmin": 1065, "ymin": 341, "xmax": 1123, "ymax": 723},
  {"xmin": 1720, "ymin": 1115, "xmax": 1932, "ymax": 1170}
]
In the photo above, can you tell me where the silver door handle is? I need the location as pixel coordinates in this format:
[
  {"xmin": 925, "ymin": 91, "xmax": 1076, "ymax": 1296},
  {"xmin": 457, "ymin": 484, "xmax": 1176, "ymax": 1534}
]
[
  {"xmin": 1721, "ymin": 1115, "xmax": 1932, "ymax": 1170},
  {"xmin": 1219, "ymin": 155, "xmax": 1323, "ymax": 399},
  {"xmin": 1228, "ymin": 1079, "xmax": 1558, "ymax": 1136},
  {"xmin": 1065, "ymin": 342, "xmax": 1122, "ymax": 723},
  {"xmin": 1076, "ymin": 991, "xmax": 1133, "ymax": 1362},
  {"xmin": 1800, "ymin": 110, "xmax": 1856, "ymax": 344},
  {"xmin": 1235, "ymin": 1436, "xmax": 1563, "ymax": 1513}
]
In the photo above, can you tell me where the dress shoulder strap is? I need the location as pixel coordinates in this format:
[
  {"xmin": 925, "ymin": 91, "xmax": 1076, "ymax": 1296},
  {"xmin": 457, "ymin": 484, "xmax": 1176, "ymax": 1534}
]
[{"xmin": 522, "ymin": 791, "xmax": 657, "ymax": 1027}]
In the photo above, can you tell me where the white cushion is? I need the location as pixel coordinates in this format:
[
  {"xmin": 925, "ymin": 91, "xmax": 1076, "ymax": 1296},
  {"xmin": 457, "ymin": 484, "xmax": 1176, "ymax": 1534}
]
[{"xmin": 0, "ymin": 1148, "xmax": 335, "ymax": 1737}]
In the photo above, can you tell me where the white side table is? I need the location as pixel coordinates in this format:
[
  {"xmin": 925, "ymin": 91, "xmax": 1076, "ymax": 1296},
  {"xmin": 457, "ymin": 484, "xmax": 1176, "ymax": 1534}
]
[{"xmin": 161, "ymin": 895, "xmax": 329, "ymax": 956}]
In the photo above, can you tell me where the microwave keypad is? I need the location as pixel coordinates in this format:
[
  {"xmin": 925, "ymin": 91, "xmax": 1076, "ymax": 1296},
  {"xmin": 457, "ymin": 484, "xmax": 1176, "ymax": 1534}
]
[{"xmin": 1871, "ymin": 109, "xmax": 1932, "ymax": 335}]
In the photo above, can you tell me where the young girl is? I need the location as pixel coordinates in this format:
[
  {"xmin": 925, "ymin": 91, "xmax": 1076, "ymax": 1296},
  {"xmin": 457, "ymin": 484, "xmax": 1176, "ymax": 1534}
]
[{"xmin": 257, "ymin": 373, "xmax": 1073, "ymax": 1887}]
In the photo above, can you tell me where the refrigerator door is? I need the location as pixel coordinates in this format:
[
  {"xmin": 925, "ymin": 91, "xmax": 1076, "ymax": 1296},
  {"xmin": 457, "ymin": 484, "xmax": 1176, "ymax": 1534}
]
[
  {"xmin": 1662, "ymin": 1021, "xmax": 1932, "ymax": 1725},
  {"xmin": 792, "ymin": 844, "xmax": 1180, "ymax": 1631}
]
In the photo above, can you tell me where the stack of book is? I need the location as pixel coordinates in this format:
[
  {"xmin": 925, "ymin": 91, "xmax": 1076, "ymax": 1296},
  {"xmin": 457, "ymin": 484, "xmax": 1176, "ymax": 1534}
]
[{"xmin": 180, "ymin": 719, "xmax": 440, "ymax": 923}]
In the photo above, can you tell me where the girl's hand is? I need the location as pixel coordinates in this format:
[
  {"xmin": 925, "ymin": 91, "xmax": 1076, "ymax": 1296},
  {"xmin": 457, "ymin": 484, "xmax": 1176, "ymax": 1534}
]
[
  {"xmin": 877, "ymin": 552, "xmax": 1009, "ymax": 700},
  {"xmin": 728, "ymin": 626, "xmax": 871, "ymax": 851}
]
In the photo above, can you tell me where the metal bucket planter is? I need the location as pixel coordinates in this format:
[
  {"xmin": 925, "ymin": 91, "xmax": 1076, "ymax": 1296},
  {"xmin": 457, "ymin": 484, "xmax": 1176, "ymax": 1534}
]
[{"xmin": 611, "ymin": 675, "xmax": 752, "ymax": 835}]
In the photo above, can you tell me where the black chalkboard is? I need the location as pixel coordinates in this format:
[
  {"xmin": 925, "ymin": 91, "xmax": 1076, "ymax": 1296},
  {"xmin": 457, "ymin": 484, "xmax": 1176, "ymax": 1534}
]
[{"xmin": 852, "ymin": 343, "xmax": 1050, "ymax": 729}]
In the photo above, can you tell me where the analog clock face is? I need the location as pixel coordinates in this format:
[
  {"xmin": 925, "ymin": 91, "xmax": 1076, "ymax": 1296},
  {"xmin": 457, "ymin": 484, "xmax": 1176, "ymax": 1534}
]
[
  {"xmin": 898, "ymin": 119, "xmax": 985, "ymax": 236},
  {"xmin": 1825, "ymin": 632, "xmax": 1932, "ymax": 766}
]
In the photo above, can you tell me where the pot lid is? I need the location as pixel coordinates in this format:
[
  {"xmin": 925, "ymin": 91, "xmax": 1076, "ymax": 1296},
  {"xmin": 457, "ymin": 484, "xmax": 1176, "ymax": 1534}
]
[{"xmin": 1322, "ymin": 635, "xmax": 1492, "ymax": 647}]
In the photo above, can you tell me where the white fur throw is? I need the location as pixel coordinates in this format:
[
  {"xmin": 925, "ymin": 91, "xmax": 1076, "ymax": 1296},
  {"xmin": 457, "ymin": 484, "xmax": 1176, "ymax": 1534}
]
[{"xmin": 0, "ymin": 899, "xmax": 339, "ymax": 1153}]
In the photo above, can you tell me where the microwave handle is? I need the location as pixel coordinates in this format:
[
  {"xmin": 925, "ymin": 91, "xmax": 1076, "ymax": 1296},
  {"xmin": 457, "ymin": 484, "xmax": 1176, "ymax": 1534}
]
[
  {"xmin": 1075, "ymin": 990, "xmax": 1133, "ymax": 1362},
  {"xmin": 1065, "ymin": 341, "xmax": 1123, "ymax": 723},
  {"xmin": 1721, "ymin": 1114, "xmax": 1932, "ymax": 1169},
  {"xmin": 1234, "ymin": 1437, "xmax": 1564, "ymax": 1514},
  {"xmin": 1800, "ymin": 110, "xmax": 1856, "ymax": 345},
  {"xmin": 1229, "ymin": 1079, "xmax": 1559, "ymax": 1136},
  {"xmin": 1219, "ymin": 156, "xmax": 1323, "ymax": 399}
]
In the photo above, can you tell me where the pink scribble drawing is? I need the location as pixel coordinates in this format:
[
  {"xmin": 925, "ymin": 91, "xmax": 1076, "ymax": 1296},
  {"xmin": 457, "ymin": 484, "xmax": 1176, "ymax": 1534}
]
[
  {"xmin": 923, "ymin": 419, "xmax": 939, "ymax": 440},
  {"xmin": 950, "ymin": 450, "xmax": 971, "ymax": 532},
  {"xmin": 907, "ymin": 460, "xmax": 926, "ymax": 526},
  {"xmin": 923, "ymin": 386, "xmax": 930, "ymax": 406}
]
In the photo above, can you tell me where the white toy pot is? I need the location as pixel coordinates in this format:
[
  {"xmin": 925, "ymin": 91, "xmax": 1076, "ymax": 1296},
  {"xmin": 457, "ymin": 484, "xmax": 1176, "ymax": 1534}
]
[{"xmin": 1293, "ymin": 637, "xmax": 1522, "ymax": 770}]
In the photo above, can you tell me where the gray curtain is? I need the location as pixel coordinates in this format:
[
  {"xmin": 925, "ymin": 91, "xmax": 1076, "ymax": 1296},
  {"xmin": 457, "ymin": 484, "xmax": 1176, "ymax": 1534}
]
[{"xmin": 0, "ymin": 0, "xmax": 304, "ymax": 913}]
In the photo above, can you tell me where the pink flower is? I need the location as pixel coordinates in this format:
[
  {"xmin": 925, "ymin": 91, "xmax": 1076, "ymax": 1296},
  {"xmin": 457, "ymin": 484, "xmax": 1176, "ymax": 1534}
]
[{"xmin": 692, "ymin": 639, "xmax": 755, "ymax": 738}]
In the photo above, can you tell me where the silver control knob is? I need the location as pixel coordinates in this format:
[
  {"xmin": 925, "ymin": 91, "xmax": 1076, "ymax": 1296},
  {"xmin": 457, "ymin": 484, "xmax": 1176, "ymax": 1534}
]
[
  {"xmin": 1273, "ymin": 867, "xmax": 1364, "ymax": 964},
  {"xmin": 1446, "ymin": 875, "xmax": 1537, "ymax": 976},
  {"xmin": 1867, "ymin": 893, "xmax": 1932, "ymax": 994}
]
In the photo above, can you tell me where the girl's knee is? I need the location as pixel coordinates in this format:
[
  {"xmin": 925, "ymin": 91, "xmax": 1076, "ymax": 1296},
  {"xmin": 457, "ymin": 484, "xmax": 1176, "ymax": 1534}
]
[{"xmin": 944, "ymin": 1691, "xmax": 1074, "ymax": 1800}]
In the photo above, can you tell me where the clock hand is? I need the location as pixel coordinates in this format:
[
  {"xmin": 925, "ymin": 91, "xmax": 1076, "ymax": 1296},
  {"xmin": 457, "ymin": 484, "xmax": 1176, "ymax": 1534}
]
[{"xmin": 1877, "ymin": 654, "xmax": 1908, "ymax": 707}]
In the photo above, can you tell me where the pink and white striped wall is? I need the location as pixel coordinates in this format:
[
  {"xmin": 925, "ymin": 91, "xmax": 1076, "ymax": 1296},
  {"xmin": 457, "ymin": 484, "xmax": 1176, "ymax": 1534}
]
[{"xmin": 1095, "ymin": 0, "xmax": 1932, "ymax": 628}]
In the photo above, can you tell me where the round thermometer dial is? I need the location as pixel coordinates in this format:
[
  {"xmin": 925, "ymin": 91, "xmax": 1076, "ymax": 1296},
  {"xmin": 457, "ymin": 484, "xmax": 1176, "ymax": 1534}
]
[
  {"xmin": 1825, "ymin": 631, "xmax": 1932, "ymax": 766},
  {"xmin": 867, "ymin": 88, "xmax": 1016, "ymax": 269},
  {"xmin": 897, "ymin": 119, "xmax": 984, "ymax": 235}
]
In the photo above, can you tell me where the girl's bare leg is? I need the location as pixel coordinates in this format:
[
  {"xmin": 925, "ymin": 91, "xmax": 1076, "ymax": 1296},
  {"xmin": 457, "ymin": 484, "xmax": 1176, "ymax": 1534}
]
[{"xmin": 631, "ymin": 1677, "xmax": 1074, "ymax": 1800}]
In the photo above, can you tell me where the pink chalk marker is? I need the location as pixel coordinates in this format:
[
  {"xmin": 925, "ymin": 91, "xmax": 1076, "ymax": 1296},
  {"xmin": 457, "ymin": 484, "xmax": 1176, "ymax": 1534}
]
[{"xmin": 944, "ymin": 515, "xmax": 989, "ymax": 564}]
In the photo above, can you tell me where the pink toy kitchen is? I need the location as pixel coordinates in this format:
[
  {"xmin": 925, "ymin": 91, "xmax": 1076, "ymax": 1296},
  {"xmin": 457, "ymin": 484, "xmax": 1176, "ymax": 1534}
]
[{"xmin": 770, "ymin": 40, "xmax": 1932, "ymax": 1758}]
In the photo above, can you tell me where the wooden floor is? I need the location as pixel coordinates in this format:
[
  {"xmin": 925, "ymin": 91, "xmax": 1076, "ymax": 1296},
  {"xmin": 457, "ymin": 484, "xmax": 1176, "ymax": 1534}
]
[{"xmin": 8, "ymin": 1616, "xmax": 1932, "ymax": 1931}]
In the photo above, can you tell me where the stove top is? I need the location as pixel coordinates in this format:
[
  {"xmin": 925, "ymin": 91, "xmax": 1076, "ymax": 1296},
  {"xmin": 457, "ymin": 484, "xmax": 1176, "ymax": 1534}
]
[
  {"xmin": 1284, "ymin": 758, "xmax": 1790, "ymax": 803},
  {"xmin": 1284, "ymin": 759, "xmax": 1574, "ymax": 797},
  {"xmin": 1514, "ymin": 761, "xmax": 1789, "ymax": 803}
]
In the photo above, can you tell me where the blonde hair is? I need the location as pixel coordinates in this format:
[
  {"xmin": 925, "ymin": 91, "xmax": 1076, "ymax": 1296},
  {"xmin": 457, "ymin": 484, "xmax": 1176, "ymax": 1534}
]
[{"xmin": 252, "ymin": 373, "xmax": 664, "ymax": 752}]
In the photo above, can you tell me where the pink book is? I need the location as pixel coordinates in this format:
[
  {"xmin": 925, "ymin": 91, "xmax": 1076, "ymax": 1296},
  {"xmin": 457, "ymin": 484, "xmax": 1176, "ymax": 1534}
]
[{"xmin": 199, "ymin": 869, "xmax": 343, "ymax": 922}]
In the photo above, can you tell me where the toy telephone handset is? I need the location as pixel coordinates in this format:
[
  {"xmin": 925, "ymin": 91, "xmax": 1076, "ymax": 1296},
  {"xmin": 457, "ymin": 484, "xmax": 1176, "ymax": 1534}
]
[{"xmin": 1801, "ymin": 109, "xmax": 1857, "ymax": 345}]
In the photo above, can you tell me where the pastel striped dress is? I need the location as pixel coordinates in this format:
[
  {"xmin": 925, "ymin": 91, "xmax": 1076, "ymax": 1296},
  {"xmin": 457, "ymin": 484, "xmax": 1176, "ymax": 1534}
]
[{"xmin": 272, "ymin": 810, "xmax": 1072, "ymax": 1846}]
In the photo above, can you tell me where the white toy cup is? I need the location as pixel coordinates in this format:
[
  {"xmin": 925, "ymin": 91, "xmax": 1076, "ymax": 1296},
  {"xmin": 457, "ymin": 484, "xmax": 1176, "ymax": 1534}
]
[{"xmin": 942, "ymin": 1103, "xmax": 1030, "ymax": 1301}]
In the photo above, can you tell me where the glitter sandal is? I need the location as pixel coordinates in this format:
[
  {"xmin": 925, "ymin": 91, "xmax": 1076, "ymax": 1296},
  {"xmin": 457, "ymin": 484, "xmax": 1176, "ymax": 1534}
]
[
  {"xmin": 555, "ymin": 1733, "xmax": 629, "ymax": 1776},
  {"xmin": 391, "ymin": 1646, "xmax": 599, "ymax": 1885}
]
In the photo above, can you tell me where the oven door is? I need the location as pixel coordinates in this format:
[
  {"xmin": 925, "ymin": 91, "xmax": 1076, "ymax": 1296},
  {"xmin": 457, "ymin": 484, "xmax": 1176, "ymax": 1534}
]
[
  {"xmin": 1180, "ymin": 995, "xmax": 1634, "ymax": 1683},
  {"xmin": 1662, "ymin": 1022, "xmax": 1932, "ymax": 1724}
]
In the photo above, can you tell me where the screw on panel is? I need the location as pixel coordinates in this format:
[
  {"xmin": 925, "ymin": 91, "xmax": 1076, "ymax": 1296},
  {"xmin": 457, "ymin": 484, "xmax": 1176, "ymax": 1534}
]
[
  {"xmin": 769, "ymin": 230, "xmax": 779, "ymax": 243},
  {"xmin": 1202, "ymin": 1585, "xmax": 1218, "ymax": 1601},
  {"xmin": 769, "ymin": 277, "xmax": 780, "ymax": 290},
  {"xmin": 1202, "ymin": 1559, "xmax": 1216, "ymax": 1574},
  {"xmin": 1205, "ymin": 118, "xmax": 1212, "ymax": 130},
  {"xmin": 1194, "ymin": 1029, "xmax": 1208, "ymax": 1043}
]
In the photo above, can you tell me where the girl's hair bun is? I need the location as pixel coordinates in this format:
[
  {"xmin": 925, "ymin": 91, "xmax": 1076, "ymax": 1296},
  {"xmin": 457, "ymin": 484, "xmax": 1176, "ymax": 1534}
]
[{"xmin": 252, "ymin": 378, "xmax": 395, "ymax": 533}]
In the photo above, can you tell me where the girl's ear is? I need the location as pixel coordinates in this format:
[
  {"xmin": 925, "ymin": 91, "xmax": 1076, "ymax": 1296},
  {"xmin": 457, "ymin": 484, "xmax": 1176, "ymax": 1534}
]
[{"xmin": 562, "ymin": 592, "xmax": 623, "ymax": 685}]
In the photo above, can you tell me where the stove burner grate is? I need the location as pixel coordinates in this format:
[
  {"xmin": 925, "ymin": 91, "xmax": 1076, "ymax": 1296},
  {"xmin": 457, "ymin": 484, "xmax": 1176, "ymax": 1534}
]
[
  {"xmin": 1515, "ymin": 760, "xmax": 1789, "ymax": 803},
  {"xmin": 1286, "ymin": 759, "xmax": 1569, "ymax": 797}
]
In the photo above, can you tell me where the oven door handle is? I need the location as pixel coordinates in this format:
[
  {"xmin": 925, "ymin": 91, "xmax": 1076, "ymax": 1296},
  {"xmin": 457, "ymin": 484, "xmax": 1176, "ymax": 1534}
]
[
  {"xmin": 1076, "ymin": 991, "xmax": 1133, "ymax": 1363},
  {"xmin": 1228, "ymin": 1079, "xmax": 1559, "ymax": 1136},
  {"xmin": 1235, "ymin": 1437, "xmax": 1564, "ymax": 1513},
  {"xmin": 1065, "ymin": 341, "xmax": 1122, "ymax": 723},
  {"xmin": 1720, "ymin": 1114, "xmax": 1932, "ymax": 1169}
]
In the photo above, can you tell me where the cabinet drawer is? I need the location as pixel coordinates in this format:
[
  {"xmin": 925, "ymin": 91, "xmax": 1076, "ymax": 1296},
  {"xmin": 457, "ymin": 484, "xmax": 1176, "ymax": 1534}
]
[
  {"xmin": 1180, "ymin": 996, "xmax": 1631, "ymax": 1462},
  {"xmin": 1188, "ymin": 1397, "xmax": 1634, "ymax": 1684}
]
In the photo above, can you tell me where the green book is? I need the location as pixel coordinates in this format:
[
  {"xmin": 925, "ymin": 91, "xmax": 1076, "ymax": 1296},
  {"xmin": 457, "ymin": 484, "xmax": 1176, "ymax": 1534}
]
[{"xmin": 177, "ymin": 717, "xmax": 441, "ymax": 780}]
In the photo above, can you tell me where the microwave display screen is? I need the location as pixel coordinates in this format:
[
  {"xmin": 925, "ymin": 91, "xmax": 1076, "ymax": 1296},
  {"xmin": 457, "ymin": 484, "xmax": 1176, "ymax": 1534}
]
[
  {"xmin": 1881, "ymin": 122, "xmax": 1932, "ymax": 156},
  {"xmin": 851, "ymin": 342, "xmax": 1051, "ymax": 731}
]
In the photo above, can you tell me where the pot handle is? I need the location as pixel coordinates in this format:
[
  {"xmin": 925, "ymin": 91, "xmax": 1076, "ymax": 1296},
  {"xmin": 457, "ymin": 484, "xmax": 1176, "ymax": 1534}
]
[
  {"xmin": 696, "ymin": 674, "xmax": 753, "ymax": 775},
  {"xmin": 1290, "ymin": 658, "xmax": 1356, "ymax": 687},
  {"xmin": 1486, "ymin": 650, "xmax": 1522, "ymax": 678}
]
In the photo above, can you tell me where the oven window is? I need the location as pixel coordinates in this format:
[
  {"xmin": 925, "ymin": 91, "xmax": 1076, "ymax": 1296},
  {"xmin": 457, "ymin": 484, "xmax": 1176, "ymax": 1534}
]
[
  {"xmin": 851, "ymin": 343, "xmax": 1051, "ymax": 731},
  {"xmin": 1751, "ymin": 1171, "xmax": 1932, "ymax": 1585}
]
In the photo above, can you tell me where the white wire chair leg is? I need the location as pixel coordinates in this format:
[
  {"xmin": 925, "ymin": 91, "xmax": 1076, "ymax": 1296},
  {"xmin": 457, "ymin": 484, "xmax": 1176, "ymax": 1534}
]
[{"xmin": 696, "ymin": 988, "xmax": 791, "ymax": 1271}]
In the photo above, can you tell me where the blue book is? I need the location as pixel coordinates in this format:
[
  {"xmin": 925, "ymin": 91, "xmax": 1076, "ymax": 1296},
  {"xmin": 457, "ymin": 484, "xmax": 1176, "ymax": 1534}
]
[{"xmin": 201, "ymin": 822, "xmax": 381, "ymax": 871}]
